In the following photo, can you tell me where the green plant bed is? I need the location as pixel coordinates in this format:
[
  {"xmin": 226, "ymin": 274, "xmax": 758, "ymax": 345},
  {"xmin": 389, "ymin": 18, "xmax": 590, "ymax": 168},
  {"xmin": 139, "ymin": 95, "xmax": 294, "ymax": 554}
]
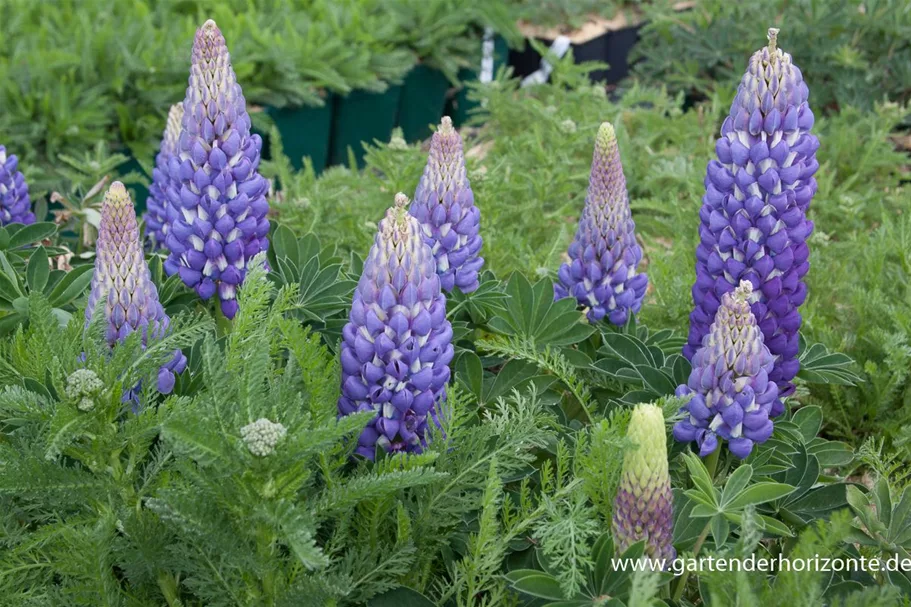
[
  {"xmin": 396, "ymin": 65, "xmax": 451, "ymax": 142},
  {"xmin": 330, "ymin": 86, "xmax": 402, "ymax": 167},
  {"xmin": 265, "ymin": 98, "xmax": 334, "ymax": 174}
]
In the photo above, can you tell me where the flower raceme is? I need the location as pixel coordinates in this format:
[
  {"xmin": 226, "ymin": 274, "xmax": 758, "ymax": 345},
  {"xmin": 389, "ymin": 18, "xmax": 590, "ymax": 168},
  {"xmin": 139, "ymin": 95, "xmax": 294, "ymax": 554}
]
[
  {"xmin": 673, "ymin": 280, "xmax": 779, "ymax": 459},
  {"xmin": 145, "ymin": 103, "xmax": 184, "ymax": 248},
  {"xmin": 409, "ymin": 116, "xmax": 484, "ymax": 293},
  {"xmin": 162, "ymin": 19, "xmax": 270, "ymax": 319},
  {"xmin": 86, "ymin": 182, "xmax": 187, "ymax": 397},
  {"xmin": 338, "ymin": 193, "xmax": 453, "ymax": 459},
  {"xmin": 685, "ymin": 29, "xmax": 818, "ymax": 404},
  {"xmin": 0, "ymin": 145, "xmax": 36, "ymax": 226},
  {"xmin": 555, "ymin": 122, "xmax": 647, "ymax": 325},
  {"xmin": 612, "ymin": 403, "xmax": 675, "ymax": 562}
]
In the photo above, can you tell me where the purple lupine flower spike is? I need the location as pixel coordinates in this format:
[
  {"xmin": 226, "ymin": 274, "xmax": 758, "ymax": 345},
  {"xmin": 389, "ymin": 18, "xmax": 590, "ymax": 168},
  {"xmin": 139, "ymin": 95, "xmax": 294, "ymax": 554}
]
[
  {"xmin": 163, "ymin": 19, "xmax": 270, "ymax": 319},
  {"xmin": 145, "ymin": 104, "xmax": 184, "ymax": 248},
  {"xmin": 86, "ymin": 182, "xmax": 187, "ymax": 396},
  {"xmin": 554, "ymin": 122, "xmax": 647, "ymax": 325},
  {"xmin": 0, "ymin": 145, "xmax": 36, "ymax": 226},
  {"xmin": 612, "ymin": 403, "xmax": 675, "ymax": 562},
  {"xmin": 685, "ymin": 29, "xmax": 818, "ymax": 406},
  {"xmin": 673, "ymin": 280, "xmax": 780, "ymax": 459},
  {"xmin": 409, "ymin": 116, "xmax": 483, "ymax": 293},
  {"xmin": 339, "ymin": 193, "xmax": 454, "ymax": 459}
]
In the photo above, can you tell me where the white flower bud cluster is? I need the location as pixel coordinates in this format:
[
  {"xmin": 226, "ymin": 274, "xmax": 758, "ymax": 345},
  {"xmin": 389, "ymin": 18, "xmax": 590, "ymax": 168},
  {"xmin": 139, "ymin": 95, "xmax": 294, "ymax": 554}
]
[
  {"xmin": 240, "ymin": 418, "xmax": 287, "ymax": 457},
  {"xmin": 65, "ymin": 368, "xmax": 104, "ymax": 412}
]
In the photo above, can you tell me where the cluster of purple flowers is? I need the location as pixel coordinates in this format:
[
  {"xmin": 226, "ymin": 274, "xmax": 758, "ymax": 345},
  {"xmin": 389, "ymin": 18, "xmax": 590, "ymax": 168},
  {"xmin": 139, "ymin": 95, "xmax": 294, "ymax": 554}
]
[
  {"xmin": 150, "ymin": 19, "xmax": 270, "ymax": 319},
  {"xmin": 684, "ymin": 28, "xmax": 818, "ymax": 404},
  {"xmin": 338, "ymin": 194, "xmax": 454, "ymax": 459},
  {"xmin": 555, "ymin": 122, "xmax": 647, "ymax": 325},
  {"xmin": 86, "ymin": 182, "xmax": 187, "ymax": 399},
  {"xmin": 0, "ymin": 145, "xmax": 36, "ymax": 226}
]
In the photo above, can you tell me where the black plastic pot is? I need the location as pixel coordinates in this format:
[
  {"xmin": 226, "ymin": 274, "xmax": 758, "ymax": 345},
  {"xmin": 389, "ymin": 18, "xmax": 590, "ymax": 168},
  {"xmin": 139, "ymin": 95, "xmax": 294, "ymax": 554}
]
[
  {"xmin": 448, "ymin": 35, "xmax": 509, "ymax": 127},
  {"xmin": 330, "ymin": 86, "xmax": 402, "ymax": 167},
  {"xmin": 265, "ymin": 96, "xmax": 334, "ymax": 173},
  {"xmin": 507, "ymin": 25, "xmax": 642, "ymax": 85},
  {"xmin": 396, "ymin": 65, "xmax": 451, "ymax": 143}
]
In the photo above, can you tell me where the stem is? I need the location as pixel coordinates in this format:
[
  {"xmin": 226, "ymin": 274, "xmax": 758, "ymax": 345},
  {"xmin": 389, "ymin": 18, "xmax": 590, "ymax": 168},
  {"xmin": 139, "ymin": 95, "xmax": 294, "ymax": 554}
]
[
  {"xmin": 704, "ymin": 447, "xmax": 721, "ymax": 479},
  {"xmin": 670, "ymin": 447, "xmax": 723, "ymax": 601},
  {"xmin": 214, "ymin": 302, "xmax": 233, "ymax": 338},
  {"xmin": 671, "ymin": 521, "xmax": 712, "ymax": 602}
]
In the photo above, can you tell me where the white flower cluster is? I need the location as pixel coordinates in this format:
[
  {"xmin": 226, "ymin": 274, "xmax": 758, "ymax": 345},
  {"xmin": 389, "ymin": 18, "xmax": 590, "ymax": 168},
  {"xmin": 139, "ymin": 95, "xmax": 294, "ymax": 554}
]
[
  {"xmin": 559, "ymin": 119, "xmax": 577, "ymax": 134},
  {"xmin": 65, "ymin": 368, "xmax": 104, "ymax": 412},
  {"xmin": 240, "ymin": 418, "xmax": 287, "ymax": 457}
]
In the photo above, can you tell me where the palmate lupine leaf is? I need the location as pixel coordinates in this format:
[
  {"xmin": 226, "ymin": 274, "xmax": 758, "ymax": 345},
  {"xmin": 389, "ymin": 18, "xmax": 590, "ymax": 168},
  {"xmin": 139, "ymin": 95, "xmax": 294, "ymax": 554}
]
[
  {"xmin": 267, "ymin": 226, "xmax": 356, "ymax": 323},
  {"xmin": 487, "ymin": 272, "xmax": 594, "ymax": 347}
]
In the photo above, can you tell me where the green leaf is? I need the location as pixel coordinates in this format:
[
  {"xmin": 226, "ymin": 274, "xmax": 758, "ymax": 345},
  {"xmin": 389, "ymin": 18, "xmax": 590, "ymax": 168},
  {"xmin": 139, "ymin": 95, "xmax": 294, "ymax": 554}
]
[
  {"xmin": 47, "ymin": 264, "xmax": 94, "ymax": 307},
  {"xmin": 367, "ymin": 587, "xmax": 436, "ymax": 606},
  {"xmin": 504, "ymin": 571, "xmax": 565, "ymax": 600},
  {"xmin": 26, "ymin": 246, "xmax": 49, "ymax": 293},
  {"xmin": 634, "ymin": 364, "xmax": 677, "ymax": 396},
  {"xmin": 7, "ymin": 222, "xmax": 57, "ymax": 250},
  {"xmin": 455, "ymin": 350, "xmax": 483, "ymax": 400},
  {"xmin": 786, "ymin": 483, "xmax": 848, "ymax": 515},
  {"xmin": 711, "ymin": 514, "xmax": 730, "ymax": 549},
  {"xmin": 724, "ymin": 483, "xmax": 796, "ymax": 511},
  {"xmin": 797, "ymin": 337, "xmax": 863, "ymax": 386},
  {"xmin": 682, "ymin": 451, "xmax": 717, "ymax": 506},
  {"xmin": 790, "ymin": 406, "xmax": 823, "ymax": 443},
  {"xmin": 720, "ymin": 464, "xmax": 753, "ymax": 507}
]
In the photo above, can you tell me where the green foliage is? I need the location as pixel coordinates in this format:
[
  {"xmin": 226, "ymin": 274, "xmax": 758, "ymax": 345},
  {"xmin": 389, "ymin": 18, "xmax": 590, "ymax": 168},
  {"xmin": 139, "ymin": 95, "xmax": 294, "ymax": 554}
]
[{"xmin": 634, "ymin": 0, "xmax": 911, "ymax": 112}]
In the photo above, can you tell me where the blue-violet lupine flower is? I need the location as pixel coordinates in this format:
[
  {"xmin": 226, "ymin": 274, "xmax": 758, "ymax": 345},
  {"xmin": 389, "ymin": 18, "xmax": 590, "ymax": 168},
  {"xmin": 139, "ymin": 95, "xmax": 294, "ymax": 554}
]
[
  {"xmin": 86, "ymin": 182, "xmax": 187, "ymax": 396},
  {"xmin": 339, "ymin": 193, "xmax": 453, "ymax": 459},
  {"xmin": 162, "ymin": 19, "xmax": 270, "ymax": 319},
  {"xmin": 612, "ymin": 402, "xmax": 675, "ymax": 562},
  {"xmin": 674, "ymin": 280, "xmax": 780, "ymax": 459},
  {"xmin": 555, "ymin": 122, "xmax": 647, "ymax": 325},
  {"xmin": 145, "ymin": 103, "xmax": 184, "ymax": 248},
  {"xmin": 409, "ymin": 116, "xmax": 483, "ymax": 293},
  {"xmin": 0, "ymin": 145, "xmax": 36, "ymax": 226},
  {"xmin": 684, "ymin": 29, "xmax": 818, "ymax": 405}
]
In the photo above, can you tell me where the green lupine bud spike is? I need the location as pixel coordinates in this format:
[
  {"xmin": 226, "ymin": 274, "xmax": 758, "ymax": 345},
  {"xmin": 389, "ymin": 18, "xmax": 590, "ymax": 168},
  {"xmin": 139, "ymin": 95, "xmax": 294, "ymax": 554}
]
[{"xmin": 611, "ymin": 403, "xmax": 675, "ymax": 561}]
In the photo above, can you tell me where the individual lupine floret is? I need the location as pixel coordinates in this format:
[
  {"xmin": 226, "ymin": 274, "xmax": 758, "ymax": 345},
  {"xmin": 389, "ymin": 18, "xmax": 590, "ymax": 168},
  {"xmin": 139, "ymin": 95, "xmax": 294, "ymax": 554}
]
[
  {"xmin": 0, "ymin": 145, "xmax": 36, "ymax": 226},
  {"xmin": 339, "ymin": 193, "xmax": 454, "ymax": 459},
  {"xmin": 555, "ymin": 122, "xmax": 647, "ymax": 325},
  {"xmin": 240, "ymin": 418, "xmax": 287, "ymax": 457},
  {"xmin": 673, "ymin": 281, "xmax": 779, "ymax": 459},
  {"xmin": 86, "ymin": 182, "xmax": 187, "ymax": 395},
  {"xmin": 162, "ymin": 19, "xmax": 270, "ymax": 319},
  {"xmin": 145, "ymin": 104, "xmax": 184, "ymax": 247},
  {"xmin": 409, "ymin": 116, "xmax": 483, "ymax": 293},
  {"xmin": 684, "ymin": 29, "xmax": 818, "ymax": 404},
  {"xmin": 611, "ymin": 402, "xmax": 675, "ymax": 562},
  {"xmin": 65, "ymin": 369, "xmax": 105, "ymax": 412}
]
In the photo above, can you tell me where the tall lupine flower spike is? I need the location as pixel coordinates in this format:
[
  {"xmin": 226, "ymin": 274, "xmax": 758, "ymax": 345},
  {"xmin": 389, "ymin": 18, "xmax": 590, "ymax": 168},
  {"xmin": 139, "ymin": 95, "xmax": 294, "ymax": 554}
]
[
  {"xmin": 86, "ymin": 182, "xmax": 187, "ymax": 396},
  {"xmin": 409, "ymin": 116, "xmax": 483, "ymax": 293},
  {"xmin": 685, "ymin": 29, "xmax": 818, "ymax": 406},
  {"xmin": 612, "ymin": 403, "xmax": 675, "ymax": 562},
  {"xmin": 673, "ymin": 281, "xmax": 779, "ymax": 459},
  {"xmin": 555, "ymin": 122, "xmax": 647, "ymax": 325},
  {"xmin": 163, "ymin": 19, "xmax": 270, "ymax": 319},
  {"xmin": 339, "ymin": 193, "xmax": 454, "ymax": 459},
  {"xmin": 145, "ymin": 104, "xmax": 184, "ymax": 248},
  {"xmin": 0, "ymin": 145, "xmax": 36, "ymax": 226}
]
